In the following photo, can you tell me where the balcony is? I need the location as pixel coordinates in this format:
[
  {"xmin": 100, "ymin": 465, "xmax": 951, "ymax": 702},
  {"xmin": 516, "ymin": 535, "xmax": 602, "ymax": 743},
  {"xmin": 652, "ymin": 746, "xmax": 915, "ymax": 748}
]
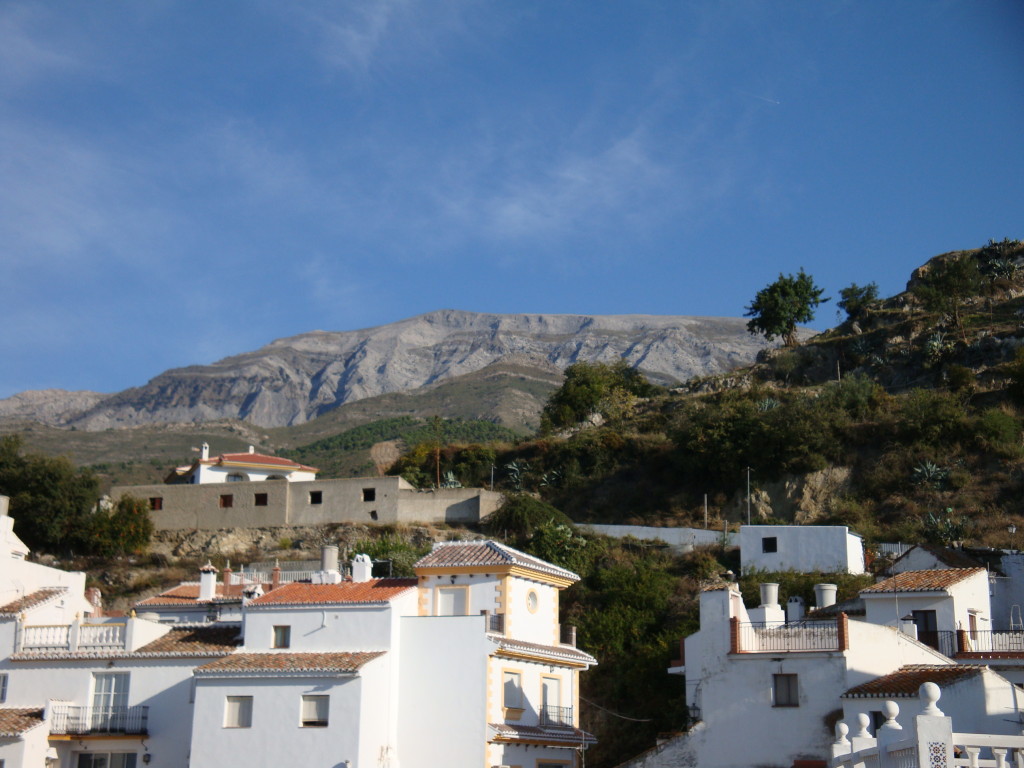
[
  {"xmin": 734, "ymin": 620, "xmax": 842, "ymax": 653},
  {"xmin": 933, "ymin": 629, "xmax": 1024, "ymax": 657},
  {"xmin": 20, "ymin": 622, "xmax": 126, "ymax": 653},
  {"xmin": 539, "ymin": 704, "xmax": 574, "ymax": 729},
  {"xmin": 48, "ymin": 704, "xmax": 149, "ymax": 736}
]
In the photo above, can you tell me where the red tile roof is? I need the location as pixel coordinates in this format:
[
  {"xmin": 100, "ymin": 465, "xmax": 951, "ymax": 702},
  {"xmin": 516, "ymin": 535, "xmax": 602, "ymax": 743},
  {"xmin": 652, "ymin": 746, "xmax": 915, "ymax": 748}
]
[
  {"xmin": 0, "ymin": 587, "xmax": 67, "ymax": 616},
  {"xmin": 246, "ymin": 579, "xmax": 417, "ymax": 607},
  {"xmin": 843, "ymin": 665, "xmax": 984, "ymax": 698},
  {"xmin": 195, "ymin": 651, "xmax": 384, "ymax": 676},
  {"xmin": 207, "ymin": 453, "xmax": 317, "ymax": 472},
  {"xmin": 489, "ymin": 722, "xmax": 597, "ymax": 746},
  {"xmin": 892, "ymin": 544, "xmax": 983, "ymax": 570},
  {"xmin": 415, "ymin": 541, "xmax": 579, "ymax": 582},
  {"xmin": 861, "ymin": 568, "xmax": 986, "ymax": 594},
  {"xmin": 0, "ymin": 708, "xmax": 45, "ymax": 737},
  {"xmin": 134, "ymin": 625, "xmax": 242, "ymax": 655},
  {"xmin": 135, "ymin": 583, "xmax": 242, "ymax": 607}
]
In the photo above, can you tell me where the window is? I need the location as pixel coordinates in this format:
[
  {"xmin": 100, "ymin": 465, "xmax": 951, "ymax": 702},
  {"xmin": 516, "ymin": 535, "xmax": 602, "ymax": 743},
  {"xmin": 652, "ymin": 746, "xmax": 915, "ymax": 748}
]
[
  {"xmin": 526, "ymin": 590, "xmax": 539, "ymax": 613},
  {"xmin": 92, "ymin": 672, "xmax": 130, "ymax": 727},
  {"xmin": 224, "ymin": 695, "xmax": 253, "ymax": 728},
  {"xmin": 77, "ymin": 754, "xmax": 137, "ymax": 768},
  {"xmin": 254, "ymin": 493, "xmax": 268, "ymax": 507},
  {"xmin": 148, "ymin": 497, "xmax": 163, "ymax": 511},
  {"xmin": 309, "ymin": 490, "xmax": 323, "ymax": 505},
  {"xmin": 362, "ymin": 488, "xmax": 376, "ymax": 502},
  {"xmin": 273, "ymin": 625, "xmax": 291, "ymax": 648},
  {"xmin": 773, "ymin": 673, "xmax": 799, "ymax": 707},
  {"xmin": 219, "ymin": 494, "xmax": 233, "ymax": 509},
  {"xmin": 912, "ymin": 610, "xmax": 939, "ymax": 650},
  {"xmin": 502, "ymin": 671, "xmax": 523, "ymax": 710},
  {"xmin": 226, "ymin": 474, "xmax": 245, "ymax": 482},
  {"xmin": 0, "ymin": 673, "xmax": 7, "ymax": 702},
  {"xmin": 762, "ymin": 537, "xmax": 778, "ymax": 553},
  {"xmin": 300, "ymin": 695, "xmax": 329, "ymax": 727},
  {"xmin": 369, "ymin": 510, "xmax": 378, "ymax": 521}
]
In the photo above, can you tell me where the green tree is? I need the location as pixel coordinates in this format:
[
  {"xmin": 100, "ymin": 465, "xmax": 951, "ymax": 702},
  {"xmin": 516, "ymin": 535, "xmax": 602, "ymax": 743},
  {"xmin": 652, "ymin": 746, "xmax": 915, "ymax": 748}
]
[
  {"xmin": 0, "ymin": 435, "xmax": 100, "ymax": 553},
  {"xmin": 911, "ymin": 255, "xmax": 982, "ymax": 342},
  {"xmin": 540, "ymin": 360, "xmax": 655, "ymax": 432},
  {"xmin": 745, "ymin": 268, "xmax": 828, "ymax": 346},
  {"xmin": 88, "ymin": 494, "xmax": 155, "ymax": 557},
  {"xmin": 837, "ymin": 282, "xmax": 879, "ymax": 321}
]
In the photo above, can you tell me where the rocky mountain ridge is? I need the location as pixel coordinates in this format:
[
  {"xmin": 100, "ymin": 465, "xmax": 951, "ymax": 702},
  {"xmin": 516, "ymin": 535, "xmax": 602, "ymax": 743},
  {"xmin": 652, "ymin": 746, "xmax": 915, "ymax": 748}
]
[{"xmin": 2, "ymin": 310, "xmax": 772, "ymax": 430}]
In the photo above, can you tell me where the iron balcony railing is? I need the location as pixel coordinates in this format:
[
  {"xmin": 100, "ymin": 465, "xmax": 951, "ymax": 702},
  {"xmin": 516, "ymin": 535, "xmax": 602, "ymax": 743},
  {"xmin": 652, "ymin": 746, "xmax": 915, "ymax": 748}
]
[
  {"xmin": 539, "ymin": 705, "xmax": 574, "ymax": 728},
  {"xmin": 738, "ymin": 621, "xmax": 840, "ymax": 652},
  {"xmin": 48, "ymin": 704, "xmax": 149, "ymax": 736}
]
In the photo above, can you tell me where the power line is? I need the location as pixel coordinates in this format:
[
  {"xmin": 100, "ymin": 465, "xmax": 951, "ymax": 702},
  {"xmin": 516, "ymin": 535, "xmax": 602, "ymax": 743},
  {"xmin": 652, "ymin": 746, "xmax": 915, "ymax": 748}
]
[{"xmin": 579, "ymin": 695, "xmax": 654, "ymax": 722}]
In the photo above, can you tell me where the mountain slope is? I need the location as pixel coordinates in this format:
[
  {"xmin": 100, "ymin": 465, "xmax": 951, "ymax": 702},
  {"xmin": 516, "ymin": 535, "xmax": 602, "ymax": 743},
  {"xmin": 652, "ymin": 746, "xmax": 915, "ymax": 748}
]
[{"xmin": 8, "ymin": 310, "xmax": 772, "ymax": 430}]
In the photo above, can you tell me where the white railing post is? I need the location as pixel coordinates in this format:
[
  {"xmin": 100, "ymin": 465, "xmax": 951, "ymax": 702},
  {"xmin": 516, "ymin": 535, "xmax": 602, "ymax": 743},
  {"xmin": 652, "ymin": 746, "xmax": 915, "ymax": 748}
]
[
  {"xmin": 68, "ymin": 617, "xmax": 80, "ymax": 652},
  {"xmin": 832, "ymin": 722, "xmax": 853, "ymax": 763},
  {"xmin": 876, "ymin": 700, "xmax": 905, "ymax": 768},
  {"xmin": 911, "ymin": 683, "xmax": 954, "ymax": 768}
]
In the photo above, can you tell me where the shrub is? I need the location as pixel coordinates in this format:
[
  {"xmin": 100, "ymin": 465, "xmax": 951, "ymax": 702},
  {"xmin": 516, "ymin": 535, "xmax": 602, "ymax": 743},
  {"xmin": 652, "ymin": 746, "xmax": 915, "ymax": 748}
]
[
  {"xmin": 482, "ymin": 494, "xmax": 572, "ymax": 541},
  {"xmin": 974, "ymin": 408, "xmax": 1022, "ymax": 457}
]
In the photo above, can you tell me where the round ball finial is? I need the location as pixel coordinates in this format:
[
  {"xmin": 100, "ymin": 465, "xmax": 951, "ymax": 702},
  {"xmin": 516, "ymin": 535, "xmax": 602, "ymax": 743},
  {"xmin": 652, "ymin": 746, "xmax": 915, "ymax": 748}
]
[
  {"xmin": 835, "ymin": 722, "xmax": 850, "ymax": 745},
  {"xmin": 881, "ymin": 700, "xmax": 902, "ymax": 730},
  {"xmin": 920, "ymin": 682, "xmax": 944, "ymax": 716},
  {"xmin": 855, "ymin": 712, "xmax": 871, "ymax": 738}
]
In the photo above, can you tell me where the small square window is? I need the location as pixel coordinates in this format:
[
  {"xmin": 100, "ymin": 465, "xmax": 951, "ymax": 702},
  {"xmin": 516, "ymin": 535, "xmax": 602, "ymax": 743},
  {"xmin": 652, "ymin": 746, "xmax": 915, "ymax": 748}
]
[
  {"xmin": 362, "ymin": 488, "xmax": 376, "ymax": 502},
  {"xmin": 301, "ymin": 695, "xmax": 329, "ymax": 727},
  {"xmin": 219, "ymin": 494, "xmax": 233, "ymax": 509},
  {"xmin": 224, "ymin": 695, "xmax": 253, "ymax": 728},
  {"xmin": 254, "ymin": 493, "xmax": 268, "ymax": 507},
  {"xmin": 149, "ymin": 497, "xmax": 163, "ymax": 511},
  {"xmin": 762, "ymin": 536, "xmax": 778, "ymax": 553},
  {"xmin": 309, "ymin": 490, "xmax": 323, "ymax": 505},
  {"xmin": 273, "ymin": 625, "xmax": 291, "ymax": 648},
  {"xmin": 773, "ymin": 673, "xmax": 798, "ymax": 707}
]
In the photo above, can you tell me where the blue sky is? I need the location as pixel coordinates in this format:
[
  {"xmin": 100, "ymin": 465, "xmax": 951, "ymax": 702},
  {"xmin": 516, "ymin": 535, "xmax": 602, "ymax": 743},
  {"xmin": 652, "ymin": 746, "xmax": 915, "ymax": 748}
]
[{"xmin": 2, "ymin": 1, "xmax": 1022, "ymax": 398}]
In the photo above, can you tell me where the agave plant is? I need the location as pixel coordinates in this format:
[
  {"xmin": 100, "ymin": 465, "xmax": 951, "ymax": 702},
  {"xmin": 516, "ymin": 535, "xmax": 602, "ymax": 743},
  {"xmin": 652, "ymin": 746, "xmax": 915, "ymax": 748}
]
[{"xmin": 911, "ymin": 460, "xmax": 950, "ymax": 489}]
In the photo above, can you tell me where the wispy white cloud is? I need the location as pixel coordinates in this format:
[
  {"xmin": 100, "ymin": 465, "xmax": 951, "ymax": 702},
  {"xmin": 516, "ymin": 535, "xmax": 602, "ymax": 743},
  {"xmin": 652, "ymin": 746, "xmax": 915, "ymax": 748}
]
[{"xmin": 0, "ymin": 3, "xmax": 78, "ymax": 92}]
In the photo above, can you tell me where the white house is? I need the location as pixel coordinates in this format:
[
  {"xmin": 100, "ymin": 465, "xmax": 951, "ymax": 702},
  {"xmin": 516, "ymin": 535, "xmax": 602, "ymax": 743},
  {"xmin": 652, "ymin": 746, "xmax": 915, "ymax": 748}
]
[
  {"xmin": 740, "ymin": 525, "xmax": 865, "ymax": 575},
  {"xmin": 165, "ymin": 443, "xmax": 318, "ymax": 484}
]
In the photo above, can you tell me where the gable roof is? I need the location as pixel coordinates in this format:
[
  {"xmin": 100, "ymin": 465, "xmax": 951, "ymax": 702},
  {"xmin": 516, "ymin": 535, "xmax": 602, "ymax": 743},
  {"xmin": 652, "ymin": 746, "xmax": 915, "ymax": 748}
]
[
  {"xmin": 205, "ymin": 452, "xmax": 317, "ymax": 472},
  {"xmin": 0, "ymin": 587, "xmax": 67, "ymax": 616},
  {"xmin": 415, "ymin": 540, "xmax": 579, "ymax": 583},
  {"xmin": 195, "ymin": 651, "xmax": 384, "ymax": 676},
  {"xmin": 842, "ymin": 665, "xmax": 984, "ymax": 698},
  {"xmin": 0, "ymin": 708, "xmax": 45, "ymax": 738},
  {"xmin": 133, "ymin": 625, "xmax": 242, "ymax": 656},
  {"xmin": 860, "ymin": 568, "xmax": 986, "ymax": 595},
  {"xmin": 135, "ymin": 583, "xmax": 243, "ymax": 607},
  {"xmin": 246, "ymin": 579, "xmax": 417, "ymax": 607}
]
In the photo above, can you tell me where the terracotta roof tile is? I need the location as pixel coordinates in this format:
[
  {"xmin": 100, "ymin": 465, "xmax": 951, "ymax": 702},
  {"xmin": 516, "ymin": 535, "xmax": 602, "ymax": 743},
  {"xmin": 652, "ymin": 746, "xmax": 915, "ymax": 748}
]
[
  {"xmin": 0, "ymin": 587, "xmax": 67, "ymax": 616},
  {"xmin": 490, "ymin": 722, "xmax": 597, "ymax": 746},
  {"xmin": 136, "ymin": 583, "xmax": 242, "ymax": 607},
  {"xmin": 892, "ymin": 544, "xmax": 983, "ymax": 570},
  {"xmin": 861, "ymin": 568, "xmax": 986, "ymax": 594},
  {"xmin": 415, "ymin": 541, "xmax": 579, "ymax": 582},
  {"xmin": 246, "ymin": 579, "xmax": 416, "ymax": 607},
  {"xmin": 195, "ymin": 651, "xmax": 384, "ymax": 676},
  {"xmin": 134, "ymin": 625, "xmax": 242, "ymax": 655},
  {"xmin": 211, "ymin": 453, "xmax": 318, "ymax": 473},
  {"xmin": 0, "ymin": 708, "xmax": 45, "ymax": 737},
  {"xmin": 843, "ymin": 665, "xmax": 984, "ymax": 698}
]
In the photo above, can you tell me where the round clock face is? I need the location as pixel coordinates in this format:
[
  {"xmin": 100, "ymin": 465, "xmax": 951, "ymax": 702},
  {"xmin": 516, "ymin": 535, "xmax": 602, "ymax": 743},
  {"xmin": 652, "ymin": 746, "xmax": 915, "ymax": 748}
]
[{"xmin": 527, "ymin": 590, "xmax": 538, "ymax": 613}]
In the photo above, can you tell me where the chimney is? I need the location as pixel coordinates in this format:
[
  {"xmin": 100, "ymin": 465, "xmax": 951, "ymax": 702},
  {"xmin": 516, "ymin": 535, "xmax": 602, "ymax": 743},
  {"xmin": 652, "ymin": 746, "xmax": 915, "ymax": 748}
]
[
  {"xmin": 760, "ymin": 583, "xmax": 780, "ymax": 607},
  {"xmin": 201, "ymin": 442, "xmax": 210, "ymax": 460},
  {"xmin": 85, "ymin": 587, "xmax": 103, "ymax": 617},
  {"xmin": 199, "ymin": 562, "xmax": 218, "ymax": 601},
  {"xmin": 248, "ymin": 445, "xmax": 255, "ymax": 454},
  {"xmin": 314, "ymin": 545, "xmax": 342, "ymax": 584},
  {"xmin": 0, "ymin": 495, "xmax": 8, "ymax": 517},
  {"xmin": 814, "ymin": 583, "xmax": 837, "ymax": 610},
  {"xmin": 787, "ymin": 595, "xmax": 805, "ymax": 623},
  {"xmin": 271, "ymin": 560, "xmax": 282, "ymax": 591},
  {"xmin": 221, "ymin": 561, "xmax": 233, "ymax": 596},
  {"xmin": 351, "ymin": 554, "xmax": 373, "ymax": 583}
]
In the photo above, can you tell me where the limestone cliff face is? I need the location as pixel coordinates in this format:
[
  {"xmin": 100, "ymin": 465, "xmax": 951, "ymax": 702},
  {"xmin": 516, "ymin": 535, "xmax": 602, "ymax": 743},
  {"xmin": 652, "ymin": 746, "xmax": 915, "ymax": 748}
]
[{"xmin": 7, "ymin": 310, "xmax": 771, "ymax": 430}]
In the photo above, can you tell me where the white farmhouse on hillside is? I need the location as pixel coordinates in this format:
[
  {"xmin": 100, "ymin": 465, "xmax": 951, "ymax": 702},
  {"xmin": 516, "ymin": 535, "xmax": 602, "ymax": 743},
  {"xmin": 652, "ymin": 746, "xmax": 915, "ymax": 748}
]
[
  {"xmin": 166, "ymin": 442, "xmax": 318, "ymax": 484},
  {"xmin": 740, "ymin": 525, "xmax": 865, "ymax": 575}
]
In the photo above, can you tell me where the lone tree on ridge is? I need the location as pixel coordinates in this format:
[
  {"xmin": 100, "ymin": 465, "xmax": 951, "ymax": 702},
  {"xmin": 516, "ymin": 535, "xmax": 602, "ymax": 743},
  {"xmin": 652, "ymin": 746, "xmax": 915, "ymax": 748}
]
[{"xmin": 745, "ymin": 268, "xmax": 828, "ymax": 347}]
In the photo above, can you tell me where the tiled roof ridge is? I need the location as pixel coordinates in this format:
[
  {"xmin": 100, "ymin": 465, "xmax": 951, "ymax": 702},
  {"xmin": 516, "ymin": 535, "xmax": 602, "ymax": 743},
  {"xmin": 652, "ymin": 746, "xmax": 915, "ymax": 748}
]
[
  {"xmin": 0, "ymin": 587, "xmax": 68, "ymax": 616},
  {"xmin": 194, "ymin": 650, "xmax": 386, "ymax": 675},
  {"xmin": 842, "ymin": 664, "xmax": 985, "ymax": 698},
  {"xmin": 861, "ymin": 567, "xmax": 986, "ymax": 593},
  {"xmin": 497, "ymin": 637, "xmax": 598, "ymax": 665},
  {"xmin": 246, "ymin": 578, "xmax": 417, "ymax": 607},
  {"xmin": 418, "ymin": 540, "xmax": 580, "ymax": 581}
]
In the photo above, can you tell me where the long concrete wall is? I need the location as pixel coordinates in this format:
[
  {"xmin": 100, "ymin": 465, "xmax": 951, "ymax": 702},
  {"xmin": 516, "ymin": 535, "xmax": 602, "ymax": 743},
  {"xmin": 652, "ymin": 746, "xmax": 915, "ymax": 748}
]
[
  {"xmin": 111, "ymin": 477, "xmax": 504, "ymax": 531},
  {"xmin": 579, "ymin": 524, "xmax": 734, "ymax": 551}
]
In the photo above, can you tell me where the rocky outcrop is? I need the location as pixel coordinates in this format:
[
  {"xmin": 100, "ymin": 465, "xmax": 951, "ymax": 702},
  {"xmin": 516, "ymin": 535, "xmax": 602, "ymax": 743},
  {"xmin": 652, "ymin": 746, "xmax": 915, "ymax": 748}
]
[
  {"xmin": 729, "ymin": 467, "xmax": 853, "ymax": 523},
  {"xmin": 6, "ymin": 310, "xmax": 772, "ymax": 430}
]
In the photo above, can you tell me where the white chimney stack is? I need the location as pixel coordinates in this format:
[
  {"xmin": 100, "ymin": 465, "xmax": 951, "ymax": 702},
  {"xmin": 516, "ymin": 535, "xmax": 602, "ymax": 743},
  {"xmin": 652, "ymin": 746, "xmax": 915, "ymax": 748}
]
[
  {"xmin": 199, "ymin": 562, "xmax": 218, "ymax": 601},
  {"xmin": 787, "ymin": 595, "xmax": 805, "ymax": 623},
  {"xmin": 814, "ymin": 583, "xmax": 837, "ymax": 610},
  {"xmin": 760, "ymin": 582, "xmax": 780, "ymax": 607},
  {"xmin": 0, "ymin": 495, "xmax": 9, "ymax": 517},
  {"xmin": 352, "ymin": 554, "xmax": 373, "ymax": 583},
  {"xmin": 201, "ymin": 442, "xmax": 210, "ymax": 461}
]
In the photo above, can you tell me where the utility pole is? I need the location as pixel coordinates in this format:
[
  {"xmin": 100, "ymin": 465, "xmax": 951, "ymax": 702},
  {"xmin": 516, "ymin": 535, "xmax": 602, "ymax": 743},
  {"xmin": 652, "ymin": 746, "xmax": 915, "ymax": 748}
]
[{"xmin": 745, "ymin": 466, "xmax": 752, "ymax": 525}]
